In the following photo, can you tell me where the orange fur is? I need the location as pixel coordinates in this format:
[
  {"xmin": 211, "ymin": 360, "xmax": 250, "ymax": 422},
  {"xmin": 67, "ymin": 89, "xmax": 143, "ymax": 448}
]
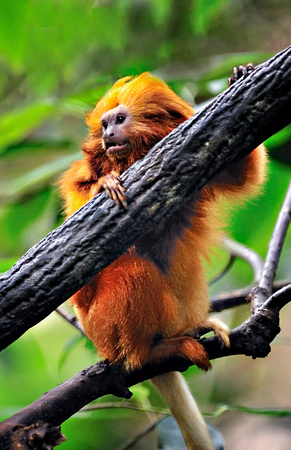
[{"xmin": 59, "ymin": 72, "xmax": 266, "ymax": 449}]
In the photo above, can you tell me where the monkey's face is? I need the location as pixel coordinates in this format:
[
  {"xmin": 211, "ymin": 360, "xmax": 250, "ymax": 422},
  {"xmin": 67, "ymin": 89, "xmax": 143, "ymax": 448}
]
[{"xmin": 101, "ymin": 105, "xmax": 132, "ymax": 161}]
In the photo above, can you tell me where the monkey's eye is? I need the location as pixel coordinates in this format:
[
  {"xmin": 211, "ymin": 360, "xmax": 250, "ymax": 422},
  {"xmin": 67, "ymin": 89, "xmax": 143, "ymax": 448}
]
[
  {"xmin": 102, "ymin": 121, "xmax": 108, "ymax": 130},
  {"xmin": 116, "ymin": 115, "xmax": 126, "ymax": 124}
]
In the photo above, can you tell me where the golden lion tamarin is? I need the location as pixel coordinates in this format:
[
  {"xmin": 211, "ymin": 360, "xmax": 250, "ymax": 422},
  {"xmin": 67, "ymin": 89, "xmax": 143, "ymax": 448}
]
[{"xmin": 59, "ymin": 72, "xmax": 266, "ymax": 449}]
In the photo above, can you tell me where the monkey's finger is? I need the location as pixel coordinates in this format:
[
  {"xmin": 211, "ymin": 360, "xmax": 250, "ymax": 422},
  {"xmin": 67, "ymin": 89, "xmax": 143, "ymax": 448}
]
[
  {"xmin": 103, "ymin": 183, "xmax": 127, "ymax": 209},
  {"xmin": 103, "ymin": 185, "xmax": 117, "ymax": 202},
  {"xmin": 109, "ymin": 185, "xmax": 127, "ymax": 208},
  {"xmin": 117, "ymin": 182, "xmax": 126, "ymax": 193},
  {"xmin": 116, "ymin": 188, "xmax": 128, "ymax": 209},
  {"xmin": 108, "ymin": 175, "xmax": 126, "ymax": 193}
]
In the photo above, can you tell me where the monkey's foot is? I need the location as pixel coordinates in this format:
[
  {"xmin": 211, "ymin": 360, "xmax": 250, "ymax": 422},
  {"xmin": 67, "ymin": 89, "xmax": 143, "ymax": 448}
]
[
  {"xmin": 228, "ymin": 63, "xmax": 255, "ymax": 87},
  {"xmin": 149, "ymin": 335, "xmax": 212, "ymax": 371},
  {"xmin": 195, "ymin": 318, "xmax": 230, "ymax": 347}
]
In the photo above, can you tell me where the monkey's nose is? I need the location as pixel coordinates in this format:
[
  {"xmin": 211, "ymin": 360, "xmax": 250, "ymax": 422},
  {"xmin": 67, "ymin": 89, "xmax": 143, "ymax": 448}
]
[{"xmin": 104, "ymin": 129, "xmax": 114, "ymax": 140}]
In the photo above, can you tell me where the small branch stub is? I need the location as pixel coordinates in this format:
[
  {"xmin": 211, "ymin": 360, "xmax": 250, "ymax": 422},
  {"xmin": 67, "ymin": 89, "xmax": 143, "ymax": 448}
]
[{"xmin": 1, "ymin": 422, "xmax": 66, "ymax": 450}]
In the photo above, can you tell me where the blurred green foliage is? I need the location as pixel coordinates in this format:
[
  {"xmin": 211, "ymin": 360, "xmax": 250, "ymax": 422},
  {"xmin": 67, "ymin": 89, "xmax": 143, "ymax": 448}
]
[{"xmin": 0, "ymin": 0, "xmax": 290, "ymax": 449}]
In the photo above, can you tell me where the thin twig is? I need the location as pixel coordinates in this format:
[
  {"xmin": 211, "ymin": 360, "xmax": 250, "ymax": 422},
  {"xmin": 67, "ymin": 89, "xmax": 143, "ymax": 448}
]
[
  {"xmin": 252, "ymin": 181, "xmax": 291, "ymax": 312},
  {"xmin": 55, "ymin": 307, "xmax": 84, "ymax": 334},
  {"xmin": 264, "ymin": 283, "xmax": 291, "ymax": 311},
  {"xmin": 117, "ymin": 415, "xmax": 166, "ymax": 450},
  {"xmin": 223, "ymin": 237, "xmax": 264, "ymax": 283},
  {"xmin": 210, "ymin": 279, "xmax": 291, "ymax": 312},
  {"xmin": 82, "ymin": 402, "xmax": 169, "ymax": 415},
  {"xmin": 209, "ymin": 254, "xmax": 235, "ymax": 286}
]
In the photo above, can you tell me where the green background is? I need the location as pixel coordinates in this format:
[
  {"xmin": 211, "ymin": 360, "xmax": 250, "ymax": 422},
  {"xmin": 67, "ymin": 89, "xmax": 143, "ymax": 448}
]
[{"xmin": 0, "ymin": 1, "xmax": 291, "ymax": 449}]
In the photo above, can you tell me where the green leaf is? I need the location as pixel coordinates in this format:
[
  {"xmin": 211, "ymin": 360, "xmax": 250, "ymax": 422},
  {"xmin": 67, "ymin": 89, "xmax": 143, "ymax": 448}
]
[
  {"xmin": 0, "ymin": 153, "xmax": 79, "ymax": 201},
  {"xmin": 0, "ymin": 0, "xmax": 29, "ymax": 68},
  {"xmin": 149, "ymin": 0, "xmax": 173, "ymax": 27},
  {"xmin": 265, "ymin": 126, "xmax": 291, "ymax": 151},
  {"xmin": 0, "ymin": 102, "xmax": 56, "ymax": 154},
  {"xmin": 191, "ymin": 0, "xmax": 231, "ymax": 35},
  {"xmin": 58, "ymin": 334, "xmax": 87, "ymax": 373},
  {"xmin": 129, "ymin": 384, "xmax": 151, "ymax": 403},
  {"xmin": 0, "ymin": 189, "xmax": 53, "ymax": 254}
]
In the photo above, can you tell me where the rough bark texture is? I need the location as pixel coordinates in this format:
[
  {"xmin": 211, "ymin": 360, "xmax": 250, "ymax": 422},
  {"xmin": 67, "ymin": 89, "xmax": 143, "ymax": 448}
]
[{"xmin": 0, "ymin": 46, "xmax": 290, "ymax": 351}]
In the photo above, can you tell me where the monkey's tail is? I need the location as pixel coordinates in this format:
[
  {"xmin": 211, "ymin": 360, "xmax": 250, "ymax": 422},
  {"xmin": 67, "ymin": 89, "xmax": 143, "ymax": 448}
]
[{"xmin": 151, "ymin": 371, "xmax": 214, "ymax": 450}]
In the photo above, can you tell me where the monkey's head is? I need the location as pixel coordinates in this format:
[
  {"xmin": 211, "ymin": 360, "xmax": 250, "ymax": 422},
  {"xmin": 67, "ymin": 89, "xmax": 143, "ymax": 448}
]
[
  {"xmin": 100, "ymin": 104, "xmax": 132, "ymax": 161},
  {"xmin": 85, "ymin": 73, "xmax": 194, "ymax": 166}
]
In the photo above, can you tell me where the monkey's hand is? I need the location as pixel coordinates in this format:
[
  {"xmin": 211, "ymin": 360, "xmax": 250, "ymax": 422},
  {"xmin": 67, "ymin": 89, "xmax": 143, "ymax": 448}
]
[
  {"xmin": 228, "ymin": 63, "xmax": 255, "ymax": 87},
  {"xmin": 93, "ymin": 171, "xmax": 127, "ymax": 208}
]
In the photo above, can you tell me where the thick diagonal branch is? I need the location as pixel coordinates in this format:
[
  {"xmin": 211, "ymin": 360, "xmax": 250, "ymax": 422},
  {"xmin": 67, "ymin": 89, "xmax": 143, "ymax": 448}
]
[{"xmin": 0, "ymin": 46, "xmax": 290, "ymax": 351}]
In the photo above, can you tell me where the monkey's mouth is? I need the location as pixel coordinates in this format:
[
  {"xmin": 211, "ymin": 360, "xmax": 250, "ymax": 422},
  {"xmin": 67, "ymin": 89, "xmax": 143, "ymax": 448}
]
[{"xmin": 105, "ymin": 142, "xmax": 131, "ymax": 157}]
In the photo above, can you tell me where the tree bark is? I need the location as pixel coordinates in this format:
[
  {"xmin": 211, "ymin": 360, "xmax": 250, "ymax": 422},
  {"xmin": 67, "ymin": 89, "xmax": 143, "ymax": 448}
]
[{"xmin": 0, "ymin": 45, "xmax": 290, "ymax": 351}]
